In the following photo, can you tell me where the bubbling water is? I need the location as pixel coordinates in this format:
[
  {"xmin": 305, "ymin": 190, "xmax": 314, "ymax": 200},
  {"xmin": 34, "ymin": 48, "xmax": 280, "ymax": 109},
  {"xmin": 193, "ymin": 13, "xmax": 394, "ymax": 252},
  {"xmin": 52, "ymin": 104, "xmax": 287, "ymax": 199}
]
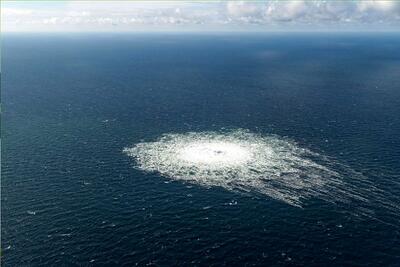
[
  {"xmin": 177, "ymin": 141, "xmax": 253, "ymax": 166},
  {"xmin": 124, "ymin": 129, "xmax": 372, "ymax": 207},
  {"xmin": 123, "ymin": 128, "xmax": 400, "ymax": 224}
]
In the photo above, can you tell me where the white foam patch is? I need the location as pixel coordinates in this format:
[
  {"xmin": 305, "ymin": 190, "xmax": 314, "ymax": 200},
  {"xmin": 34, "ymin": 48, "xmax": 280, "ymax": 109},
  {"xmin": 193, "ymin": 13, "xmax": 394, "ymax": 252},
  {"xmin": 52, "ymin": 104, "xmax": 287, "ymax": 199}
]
[
  {"xmin": 177, "ymin": 141, "xmax": 253, "ymax": 166},
  {"xmin": 124, "ymin": 129, "xmax": 399, "ymax": 216}
]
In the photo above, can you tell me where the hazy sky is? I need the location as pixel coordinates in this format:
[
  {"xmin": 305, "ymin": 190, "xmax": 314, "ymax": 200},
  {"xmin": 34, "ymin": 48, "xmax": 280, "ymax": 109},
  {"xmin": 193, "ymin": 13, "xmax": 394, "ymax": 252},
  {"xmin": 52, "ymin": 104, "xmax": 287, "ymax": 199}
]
[{"xmin": 2, "ymin": 1, "xmax": 400, "ymax": 32}]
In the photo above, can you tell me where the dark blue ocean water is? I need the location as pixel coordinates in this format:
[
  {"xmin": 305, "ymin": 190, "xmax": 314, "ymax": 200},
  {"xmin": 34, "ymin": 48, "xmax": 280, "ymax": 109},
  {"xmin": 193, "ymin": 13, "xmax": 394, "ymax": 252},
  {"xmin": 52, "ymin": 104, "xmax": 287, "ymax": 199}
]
[{"xmin": 2, "ymin": 33, "xmax": 400, "ymax": 266}]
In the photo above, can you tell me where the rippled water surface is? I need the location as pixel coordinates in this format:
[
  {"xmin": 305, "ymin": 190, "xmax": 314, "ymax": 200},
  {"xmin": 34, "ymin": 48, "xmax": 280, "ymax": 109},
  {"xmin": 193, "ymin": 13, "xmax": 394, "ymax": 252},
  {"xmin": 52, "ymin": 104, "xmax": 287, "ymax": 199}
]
[{"xmin": 2, "ymin": 33, "xmax": 400, "ymax": 266}]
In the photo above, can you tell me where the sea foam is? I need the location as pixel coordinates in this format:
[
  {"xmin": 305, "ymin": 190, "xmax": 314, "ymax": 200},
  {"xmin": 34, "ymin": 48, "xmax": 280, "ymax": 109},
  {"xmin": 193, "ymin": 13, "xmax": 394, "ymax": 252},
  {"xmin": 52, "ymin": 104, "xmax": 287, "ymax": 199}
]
[{"xmin": 123, "ymin": 129, "xmax": 378, "ymax": 208}]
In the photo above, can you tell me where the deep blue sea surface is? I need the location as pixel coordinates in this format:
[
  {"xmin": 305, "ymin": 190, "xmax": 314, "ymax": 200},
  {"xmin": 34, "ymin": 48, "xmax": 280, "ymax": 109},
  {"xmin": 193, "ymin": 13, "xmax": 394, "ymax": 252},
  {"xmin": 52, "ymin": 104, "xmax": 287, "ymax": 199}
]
[{"xmin": 2, "ymin": 33, "xmax": 400, "ymax": 266}]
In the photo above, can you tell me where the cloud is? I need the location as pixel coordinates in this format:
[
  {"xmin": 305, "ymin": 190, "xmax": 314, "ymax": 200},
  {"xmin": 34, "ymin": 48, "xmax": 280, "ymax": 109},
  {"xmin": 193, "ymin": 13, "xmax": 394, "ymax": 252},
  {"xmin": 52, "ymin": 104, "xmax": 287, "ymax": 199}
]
[
  {"xmin": 2, "ymin": 8, "xmax": 33, "ymax": 16},
  {"xmin": 1, "ymin": 1, "xmax": 400, "ymax": 32},
  {"xmin": 265, "ymin": 1, "xmax": 308, "ymax": 22},
  {"xmin": 227, "ymin": 1, "xmax": 262, "ymax": 17},
  {"xmin": 66, "ymin": 11, "xmax": 91, "ymax": 17},
  {"xmin": 357, "ymin": 0, "xmax": 400, "ymax": 13}
]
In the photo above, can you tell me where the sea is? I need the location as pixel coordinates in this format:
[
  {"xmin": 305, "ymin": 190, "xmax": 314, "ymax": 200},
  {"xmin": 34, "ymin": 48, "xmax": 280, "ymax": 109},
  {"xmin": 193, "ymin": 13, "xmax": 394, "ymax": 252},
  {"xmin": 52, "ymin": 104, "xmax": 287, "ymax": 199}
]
[{"xmin": 2, "ymin": 33, "xmax": 400, "ymax": 266}]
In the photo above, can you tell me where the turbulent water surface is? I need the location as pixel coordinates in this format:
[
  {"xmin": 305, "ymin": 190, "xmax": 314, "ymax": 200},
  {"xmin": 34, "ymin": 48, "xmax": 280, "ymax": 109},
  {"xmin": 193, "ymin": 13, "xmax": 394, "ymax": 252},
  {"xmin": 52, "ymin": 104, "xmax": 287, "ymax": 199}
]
[
  {"xmin": 124, "ymin": 129, "xmax": 376, "ymax": 209},
  {"xmin": 2, "ymin": 34, "xmax": 400, "ymax": 266}
]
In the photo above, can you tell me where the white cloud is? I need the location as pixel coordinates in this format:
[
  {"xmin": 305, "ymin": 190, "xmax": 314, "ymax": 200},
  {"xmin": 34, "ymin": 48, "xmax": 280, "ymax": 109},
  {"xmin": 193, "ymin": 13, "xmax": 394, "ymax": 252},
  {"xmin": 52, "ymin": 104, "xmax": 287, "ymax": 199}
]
[
  {"xmin": 42, "ymin": 17, "xmax": 59, "ymax": 25},
  {"xmin": 266, "ymin": 1, "xmax": 308, "ymax": 22},
  {"xmin": 227, "ymin": 1, "xmax": 262, "ymax": 17},
  {"xmin": 66, "ymin": 11, "xmax": 91, "ymax": 17},
  {"xmin": 358, "ymin": 0, "xmax": 400, "ymax": 13},
  {"xmin": 2, "ymin": 8, "xmax": 33, "ymax": 16},
  {"xmin": 1, "ymin": 1, "xmax": 400, "ymax": 32}
]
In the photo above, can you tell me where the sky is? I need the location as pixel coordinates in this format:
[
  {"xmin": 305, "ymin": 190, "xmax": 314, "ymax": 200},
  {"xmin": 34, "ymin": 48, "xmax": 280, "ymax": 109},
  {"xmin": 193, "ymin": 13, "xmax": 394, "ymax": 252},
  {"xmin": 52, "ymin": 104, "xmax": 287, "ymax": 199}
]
[{"xmin": 2, "ymin": 1, "xmax": 400, "ymax": 32}]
